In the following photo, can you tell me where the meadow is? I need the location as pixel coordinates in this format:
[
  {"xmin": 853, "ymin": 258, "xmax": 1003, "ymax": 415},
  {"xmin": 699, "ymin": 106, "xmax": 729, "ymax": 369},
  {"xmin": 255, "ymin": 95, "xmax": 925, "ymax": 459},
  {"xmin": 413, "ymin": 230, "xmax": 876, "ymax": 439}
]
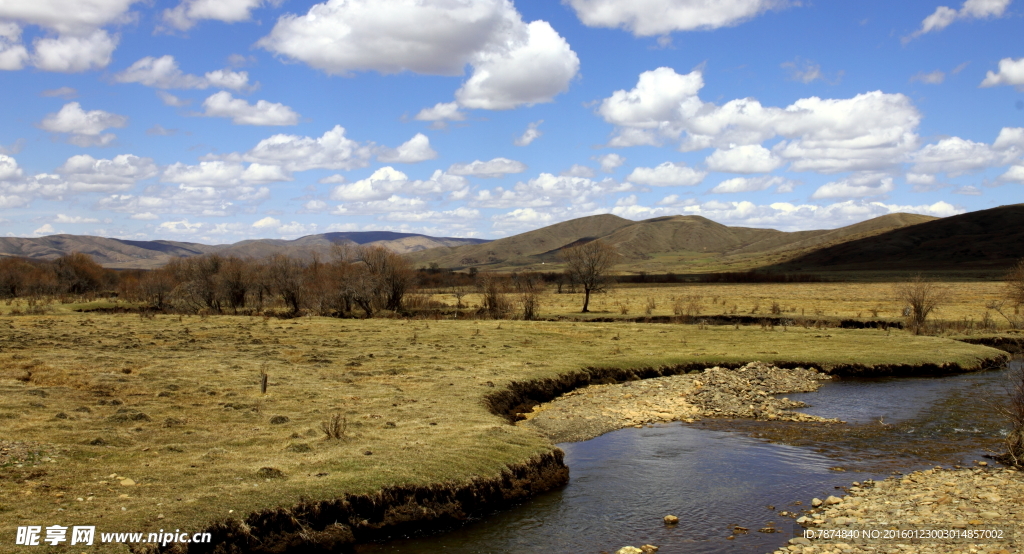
[{"xmin": 0, "ymin": 302, "xmax": 1008, "ymax": 552}]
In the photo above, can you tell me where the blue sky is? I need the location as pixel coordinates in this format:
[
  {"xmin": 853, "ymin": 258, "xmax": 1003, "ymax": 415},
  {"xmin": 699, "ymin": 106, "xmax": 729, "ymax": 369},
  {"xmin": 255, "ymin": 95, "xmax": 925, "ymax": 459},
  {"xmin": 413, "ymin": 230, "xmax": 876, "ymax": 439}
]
[{"xmin": 1, "ymin": 0, "xmax": 1022, "ymax": 242}]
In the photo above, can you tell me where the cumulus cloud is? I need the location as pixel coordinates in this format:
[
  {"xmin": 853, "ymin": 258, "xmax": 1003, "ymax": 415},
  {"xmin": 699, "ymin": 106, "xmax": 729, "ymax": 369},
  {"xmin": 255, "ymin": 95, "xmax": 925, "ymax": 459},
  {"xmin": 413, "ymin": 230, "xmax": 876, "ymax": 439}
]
[
  {"xmin": 515, "ymin": 120, "xmax": 543, "ymax": 146},
  {"xmin": 0, "ymin": 23, "xmax": 29, "ymax": 70},
  {"xmin": 600, "ymin": 67, "xmax": 921, "ymax": 173},
  {"xmin": 38, "ymin": 102, "xmax": 127, "ymax": 146},
  {"xmin": 332, "ymin": 195, "xmax": 427, "ymax": 215},
  {"xmin": 626, "ymin": 162, "xmax": 706, "ymax": 187},
  {"xmin": 115, "ymin": 55, "xmax": 253, "ymax": 90},
  {"xmin": 200, "ymin": 91, "xmax": 299, "ymax": 126},
  {"xmin": 0, "ymin": 154, "xmax": 24, "ymax": 181},
  {"xmin": 376, "ymin": 133, "xmax": 438, "ymax": 163},
  {"xmin": 414, "ymin": 102, "xmax": 466, "ymax": 124},
  {"xmin": 1000, "ymin": 164, "xmax": 1024, "ymax": 183},
  {"xmin": 161, "ymin": 160, "xmax": 290, "ymax": 188},
  {"xmin": 57, "ymin": 154, "xmax": 157, "ymax": 192},
  {"xmin": 41, "ymin": 86, "xmax": 77, "ymax": 98},
  {"xmin": 329, "ymin": 167, "xmax": 467, "ymax": 203},
  {"xmin": 564, "ymin": 0, "xmax": 787, "ymax": 36},
  {"xmin": 980, "ymin": 57, "xmax": 1024, "ymax": 90},
  {"xmin": 910, "ymin": 135, "xmax": 1019, "ymax": 176},
  {"xmin": 595, "ymin": 153, "xmax": 626, "ymax": 173},
  {"xmin": 811, "ymin": 172, "xmax": 896, "ymax": 199},
  {"xmin": 472, "ymin": 173, "xmax": 630, "ymax": 209},
  {"xmin": 448, "ymin": 157, "xmax": 527, "ymax": 178},
  {"xmin": 258, "ymin": 0, "xmax": 579, "ymax": 110},
  {"xmin": 705, "ymin": 144, "xmax": 783, "ymax": 173},
  {"xmin": 32, "ymin": 30, "xmax": 117, "ymax": 72},
  {"xmin": 491, "ymin": 207, "xmax": 556, "ymax": 231},
  {"xmin": 54, "ymin": 213, "xmax": 99, "ymax": 223},
  {"xmin": 236, "ymin": 126, "xmax": 372, "ymax": 173},
  {"xmin": 99, "ymin": 184, "xmax": 271, "ymax": 217},
  {"xmin": 709, "ymin": 175, "xmax": 796, "ymax": 194},
  {"xmin": 157, "ymin": 91, "xmax": 190, "ymax": 107},
  {"xmin": 906, "ymin": 0, "xmax": 1010, "ymax": 41},
  {"xmin": 163, "ymin": 0, "xmax": 267, "ymax": 30},
  {"xmin": 380, "ymin": 207, "xmax": 481, "ymax": 223},
  {"xmin": 0, "ymin": 0, "xmax": 140, "ymax": 34},
  {"xmin": 33, "ymin": 223, "xmax": 57, "ymax": 235}
]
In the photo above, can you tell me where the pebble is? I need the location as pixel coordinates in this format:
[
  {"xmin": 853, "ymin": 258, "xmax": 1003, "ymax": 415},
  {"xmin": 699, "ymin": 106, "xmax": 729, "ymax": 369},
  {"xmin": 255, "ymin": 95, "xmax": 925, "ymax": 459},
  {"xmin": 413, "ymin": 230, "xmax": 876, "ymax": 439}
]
[
  {"xmin": 770, "ymin": 466, "xmax": 1021, "ymax": 554},
  {"xmin": 663, "ymin": 515, "xmax": 679, "ymax": 524}
]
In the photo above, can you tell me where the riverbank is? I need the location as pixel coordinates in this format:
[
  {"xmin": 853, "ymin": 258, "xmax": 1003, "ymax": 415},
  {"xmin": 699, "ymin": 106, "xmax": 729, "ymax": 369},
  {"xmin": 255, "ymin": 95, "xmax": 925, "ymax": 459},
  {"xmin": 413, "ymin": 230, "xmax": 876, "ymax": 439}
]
[
  {"xmin": 774, "ymin": 464, "xmax": 1020, "ymax": 554},
  {"xmin": 0, "ymin": 314, "xmax": 1008, "ymax": 553},
  {"xmin": 520, "ymin": 362, "xmax": 840, "ymax": 443}
]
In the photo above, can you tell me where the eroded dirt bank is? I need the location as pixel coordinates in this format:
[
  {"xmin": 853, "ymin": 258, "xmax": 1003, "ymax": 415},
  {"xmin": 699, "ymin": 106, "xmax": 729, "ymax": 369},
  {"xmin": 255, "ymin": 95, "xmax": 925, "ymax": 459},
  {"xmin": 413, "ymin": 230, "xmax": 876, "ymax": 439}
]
[
  {"xmin": 520, "ymin": 362, "xmax": 840, "ymax": 443},
  {"xmin": 132, "ymin": 451, "xmax": 568, "ymax": 554},
  {"xmin": 773, "ymin": 465, "xmax": 1020, "ymax": 554}
]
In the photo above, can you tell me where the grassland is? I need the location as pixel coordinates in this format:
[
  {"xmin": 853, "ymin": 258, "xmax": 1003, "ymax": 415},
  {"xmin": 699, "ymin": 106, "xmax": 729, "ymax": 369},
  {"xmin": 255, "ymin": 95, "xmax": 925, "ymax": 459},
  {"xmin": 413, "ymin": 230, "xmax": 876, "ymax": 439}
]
[{"xmin": 0, "ymin": 305, "xmax": 1008, "ymax": 553}]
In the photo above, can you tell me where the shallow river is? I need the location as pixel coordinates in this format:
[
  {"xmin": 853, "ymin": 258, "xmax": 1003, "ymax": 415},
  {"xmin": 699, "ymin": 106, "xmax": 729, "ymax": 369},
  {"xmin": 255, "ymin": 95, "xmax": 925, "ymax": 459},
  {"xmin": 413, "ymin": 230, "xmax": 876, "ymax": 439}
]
[{"xmin": 357, "ymin": 362, "xmax": 1018, "ymax": 554}]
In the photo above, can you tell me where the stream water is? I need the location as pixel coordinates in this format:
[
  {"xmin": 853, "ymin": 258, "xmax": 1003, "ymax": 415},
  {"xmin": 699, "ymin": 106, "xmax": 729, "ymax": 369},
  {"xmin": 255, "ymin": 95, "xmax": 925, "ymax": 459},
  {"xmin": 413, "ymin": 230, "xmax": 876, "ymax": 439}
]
[{"xmin": 356, "ymin": 362, "xmax": 1018, "ymax": 554}]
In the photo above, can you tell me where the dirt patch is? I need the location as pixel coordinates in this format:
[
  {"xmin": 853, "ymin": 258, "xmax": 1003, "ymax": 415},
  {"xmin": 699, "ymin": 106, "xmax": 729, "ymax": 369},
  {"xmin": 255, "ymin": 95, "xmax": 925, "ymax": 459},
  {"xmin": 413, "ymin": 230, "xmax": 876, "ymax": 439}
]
[{"xmin": 129, "ymin": 450, "xmax": 568, "ymax": 554}]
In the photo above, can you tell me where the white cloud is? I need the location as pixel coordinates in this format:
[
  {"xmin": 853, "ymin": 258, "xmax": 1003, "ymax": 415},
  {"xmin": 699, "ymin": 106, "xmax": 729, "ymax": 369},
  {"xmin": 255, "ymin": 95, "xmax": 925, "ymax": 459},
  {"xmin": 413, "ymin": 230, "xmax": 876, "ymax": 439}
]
[
  {"xmin": 99, "ymin": 184, "xmax": 271, "ymax": 217},
  {"xmin": 158, "ymin": 219, "xmax": 204, "ymax": 234},
  {"xmin": 130, "ymin": 212, "xmax": 159, "ymax": 220},
  {"xmin": 561, "ymin": 164, "xmax": 596, "ymax": 178},
  {"xmin": 376, "ymin": 133, "xmax": 438, "ymax": 163},
  {"xmin": 626, "ymin": 162, "xmax": 706, "ymax": 187},
  {"xmin": 448, "ymin": 157, "xmax": 527, "ymax": 178},
  {"xmin": 595, "ymin": 153, "xmax": 626, "ymax": 172},
  {"xmin": 252, "ymin": 216, "xmax": 280, "ymax": 228},
  {"xmin": 33, "ymin": 223, "xmax": 57, "ymax": 235},
  {"xmin": 54, "ymin": 213, "xmax": 99, "ymax": 223},
  {"xmin": 515, "ymin": 120, "xmax": 543, "ymax": 146},
  {"xmin": 38, "ymin": 102, "xmax": 127, "ymax": 146},
  {"xmin": 709, "ymin": 175, "xmax": 795, "ymax": 194},
  {"xmin": 304, "ymin": 199, "xmax": 328, "ymax": 212},
  {"xmin": 241, "ymin": 125, "xmax": 372, "ymax": 172},
  {"xmin": 705, "ymin": 144, "xmax": 783, "ymax": 173},
  {"xmin": 57, "ymin": 153, "xmax": 157, "ymax": 192},
  {"xmin": 0, "ymin": 0, "xmax": 140, "ymax": 34},
  {"xmin": 781, "ymin": 58, "xmax": 835, "ymax": 84},
  {"xmin": 163, "ymin": 0, "xmax": 267, "ymax": 30},
  {"xmin": 492, "ymin": 207, "xmax": 555, "ymax": 230},
  {"xmin": 906, "ymin": 0, "xmax": 1010, "ymax": 41},
  {"xmin": 811, "ymin": 172, "xmax": 896, "ymax": 199},
  {"xmin": 600, "ymin": 68, "xmax": 922, "ymax": 174},
  {"xmin": 953, "ymin": 185, "xmax": 983, "ymax": 195},
  {"xmin": 329, "ymin": 167, "xmax": 467, "ymax": 202},
  {"xmin": 472, "ymin": 173, "xmax": 630, "ymax": 209},
  {"xmin": 115, "ymin": 55, "xmax": 253, "ymax": 90},
  {"xmin": 0, "ymin": 194, "xmax": 31, "ymax": 209},
  {"xmin": 332, "ymin": 195, "xmax": 427, "ymax": 215},
  {"xmin": 381, "ymin": 207, "xmax": 481, "ymax": 223},
  {"xmin": 161, "ymin": 161, "xmax": 290, "ymax": 188},
  {"xmin": 317, "ymin": 174, "xmax": 346, "ymax": 184},
  {"xmin": 32, "ymin": 30, "xmax": 117, "ymax": 72},
  {"xmin": 414, "ymin": 102, "xmax": 465, "ymax": 124},
  {"xmin": 564, "ymin": 0, "xmax": 787, "ymax": 36},
  {"xmin": 201, "ymin": 91, "xmax": 299, "ymax": 126},
  {"xmin": 911, "ymin": 70, "xmax": 946, "ymax": 84},
  {"xmin": 454, "ymin": 20, "xmax": 579, "ymax": 110},
  {"xmin": 0, "ymin": 23, "xmax": 29, "ymax": 70},
  {"xmin": 993, "ymin": 127, "xmax": 1024, "ymax": 150},
  {"xmin": 1000, "ymin": 165, "xmax": 1024, "ymax": 183},
  {"xmin": 910, "ymin": 135, "xmax": 1018, "ymax": 176},
  {"xmin": 258, "ymin": 0, "xmax": 578, "ymax": 110},
  {"xmin": 0, "ymin": 154, "xmax": 24, "ymax": 181},
  {"xmin": 980, "ymin": 57, "xmax": 1024, "ymax": 90}
]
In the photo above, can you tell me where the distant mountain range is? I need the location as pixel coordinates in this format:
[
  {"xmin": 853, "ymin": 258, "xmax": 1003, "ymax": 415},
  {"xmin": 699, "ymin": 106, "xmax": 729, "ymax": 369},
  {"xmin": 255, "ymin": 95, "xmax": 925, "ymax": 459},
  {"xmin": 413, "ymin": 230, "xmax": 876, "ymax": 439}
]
[
  {"xmin": 0, "ymin": 232, "xmax": 488, "ymax": 269},
  {"xmin": 3, "ymin": 205, "xmax": 1022, "ymax": 274}
]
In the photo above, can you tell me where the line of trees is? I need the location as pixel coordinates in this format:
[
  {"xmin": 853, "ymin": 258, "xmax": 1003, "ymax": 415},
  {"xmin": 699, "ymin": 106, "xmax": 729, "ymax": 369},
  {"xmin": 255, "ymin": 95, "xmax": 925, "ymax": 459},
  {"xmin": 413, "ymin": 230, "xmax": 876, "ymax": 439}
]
[{"xmin": 0, "ymin": 253, "xmax": 117, "ymax": 298}]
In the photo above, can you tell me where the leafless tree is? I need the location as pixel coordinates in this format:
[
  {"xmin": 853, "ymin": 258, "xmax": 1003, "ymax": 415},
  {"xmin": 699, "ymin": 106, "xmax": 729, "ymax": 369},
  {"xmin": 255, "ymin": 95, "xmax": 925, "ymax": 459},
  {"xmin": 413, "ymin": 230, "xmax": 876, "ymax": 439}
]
[
  {"xmin": 264, "ymin": 254, "xmax": 305, "ymax": 315},
  {"xmin": 893, "ymin": 275, "xmax": 949, "ymax": 334},
  {"xmin": 360, "ymin": 245, "xmax": 413, "ymax": 312},
  {"xmin": 561, "ymin": 240, "xmax": 620, "ymax": 313}
]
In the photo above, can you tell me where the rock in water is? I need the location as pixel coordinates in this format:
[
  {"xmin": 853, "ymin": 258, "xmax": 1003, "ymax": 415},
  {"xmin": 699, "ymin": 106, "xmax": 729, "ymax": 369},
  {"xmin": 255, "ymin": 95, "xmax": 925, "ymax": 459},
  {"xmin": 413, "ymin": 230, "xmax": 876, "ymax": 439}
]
[
  {"xmin": 615, "ymin": 548, "xmax": 643, "ymax": 554},
  {"xmin": 663, "ymin": 514, "xmax": 679, "ymax": 524}
]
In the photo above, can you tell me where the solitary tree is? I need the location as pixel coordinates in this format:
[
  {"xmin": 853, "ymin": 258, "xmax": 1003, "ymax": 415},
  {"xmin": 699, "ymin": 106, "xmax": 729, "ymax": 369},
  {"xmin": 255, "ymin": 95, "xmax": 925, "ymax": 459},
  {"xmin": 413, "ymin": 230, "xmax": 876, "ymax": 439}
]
[
  {"xmin": 894, "ymin": 275, "xmax": 949, "ymax": 334},
  {"xmin": 562, "ymin": 240, "xmax": 620, "ymax": 313},
  {"xmin": 1008, "ymin": 259, "xmax": 1024, "ymax": 307}
]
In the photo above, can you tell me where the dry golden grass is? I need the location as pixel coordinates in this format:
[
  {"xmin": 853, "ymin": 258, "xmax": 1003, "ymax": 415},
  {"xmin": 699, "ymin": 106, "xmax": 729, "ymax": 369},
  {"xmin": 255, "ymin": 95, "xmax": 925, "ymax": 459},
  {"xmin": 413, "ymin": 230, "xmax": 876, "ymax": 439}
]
[
  {"xmin": 418, "ymin": 281, "xmax": 1010, "ymax": 325},
  {"xmin": 0, "ymin": 312, "xmax": 1006, "ymax": 553}
]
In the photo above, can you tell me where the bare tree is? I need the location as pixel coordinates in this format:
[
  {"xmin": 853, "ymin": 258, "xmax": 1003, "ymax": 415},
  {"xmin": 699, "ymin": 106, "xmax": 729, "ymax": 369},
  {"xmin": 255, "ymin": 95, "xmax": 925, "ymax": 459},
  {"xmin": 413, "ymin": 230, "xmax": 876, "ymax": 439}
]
[
  {"xmin": 893, "ymin": 275, "xmax": 949, "ymax": 334},
  {"xmin": 265, "ymin": 254, "xmax": 305, "ymax": 315},
  {"xmin": 1008, "ymin": 259, "xmax": 1024, "ymax": 307},
  {"xmin": 561, "ymin": 240, "xmax": 620, "ymax": 313},
  {"xmin": 360, "ymin": 245, "xmax": 413, "ymax": 312}
]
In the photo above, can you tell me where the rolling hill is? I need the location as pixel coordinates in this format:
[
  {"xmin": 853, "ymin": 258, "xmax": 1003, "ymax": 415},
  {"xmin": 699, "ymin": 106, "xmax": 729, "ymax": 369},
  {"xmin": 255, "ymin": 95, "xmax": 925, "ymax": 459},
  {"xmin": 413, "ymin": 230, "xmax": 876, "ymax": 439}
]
[
  {"xmin": 762, "ymin": 204, "xmax": 1024, "ymax": 274},
  {"xmin": 0, "ymin": 232, "xmax": 488, "ymax": 269},
  {"xmin": 406, "ymin": 212, "xmax": 938, "ymax": 274}
]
